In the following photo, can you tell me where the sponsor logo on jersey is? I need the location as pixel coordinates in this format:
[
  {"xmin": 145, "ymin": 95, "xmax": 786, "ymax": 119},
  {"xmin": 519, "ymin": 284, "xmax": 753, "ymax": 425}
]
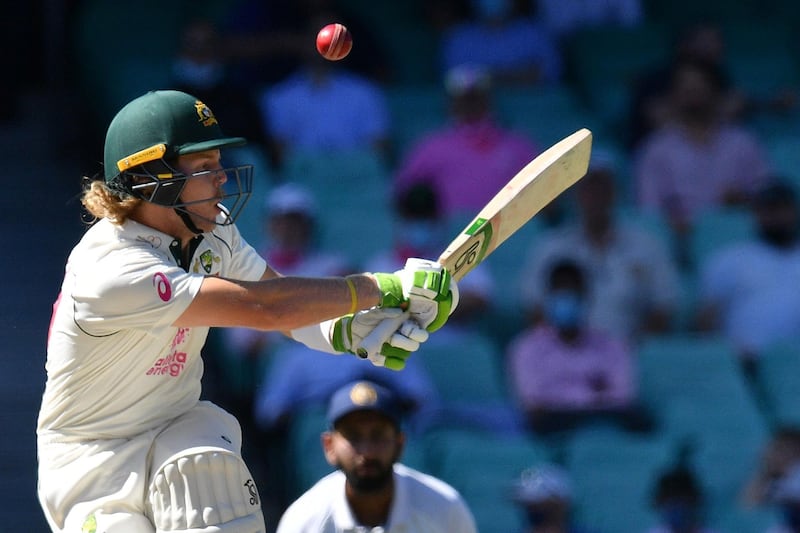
[
  {"xmin": 153, "ymin": 272, "xmax": 172, "ymax": 302},
  {"xmin": 146, "ymin": 328, "xmax": 190, "ymax": 377}
]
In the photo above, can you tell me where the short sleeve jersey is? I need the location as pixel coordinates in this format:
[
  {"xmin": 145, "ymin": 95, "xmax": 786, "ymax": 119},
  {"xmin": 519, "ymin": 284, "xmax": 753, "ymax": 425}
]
[
  {"xmin": 276, "ymin": 463, "xmax": 478, "ymax": 533},
  {"xmin": 37, "ymin": 218, "xmax": 266, "ymax": 441}
]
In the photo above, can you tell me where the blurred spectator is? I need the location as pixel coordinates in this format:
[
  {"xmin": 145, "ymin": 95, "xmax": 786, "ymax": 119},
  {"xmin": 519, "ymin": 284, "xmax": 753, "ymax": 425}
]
[
  {"xmin": 767, "ymin": 464, "xmax": 800, "ymax": 533},
  {"xmin": 440, "ymin": 0, "xmax": 562, "ymax": 85},
  {"xmin": 252, "ymin": 342, "xmax": 439, "ymax": 433},
  {"xmin": 364, "ymin": 182, "xmax": 496, "ymax": 326},
  {"xmin": 507, "ymin": 258, "xmax": 652, "ymax": 435},
  {"xmin": 257, "ymin": 183, "xmax": 353, "ymax": 276},
  {"xmin": 633, "ymin": 57, "xmax": 771, "ymax": 240},
  {"xmin": 520, "ymin": 154, "xmax": 681, "ymax": 340},
  {"xmin": 534, "ymin": 0, "xmax": 643, "ymax": 41},
  {"xmin": 628, "ymin": 20, "xmax": 796, "ymax": 149},
  {"xmin": 645, "ymin": 462, "xmax": 719, "ymax": 533},
  {"xmin": 694, "ymin": 180, "xmax": 800, "ymax": 375},
  {"xmin": 510, "ymin": 463, "xmax": 599, "ymax": 533},
  {"xmin": 170, "ymin": 18, "xmax": 268, "ymax": 148},
  {"xmin": 741, "ymin": 426, "xmax": 800, "ymax": 508},
  {"xmin": 223, "ymin": 183, "xmax": 353, "ymax": 362},
  {"xmin": 255, "ymin": 12, "xmax": 391, "ymax": 168},
  {"xmin": 394, "ymin": 65, "xmax": 540, "ymax": 219},
  {"xmin": 629, "ymin": 21, "xmax": 739, "ymax": 149}
]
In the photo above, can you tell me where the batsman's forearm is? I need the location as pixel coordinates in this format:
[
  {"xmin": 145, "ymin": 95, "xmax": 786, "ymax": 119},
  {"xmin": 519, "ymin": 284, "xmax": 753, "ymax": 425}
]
[{"xmin": 174, "ymin": 274, "xmax": 380, "ymax": 330}]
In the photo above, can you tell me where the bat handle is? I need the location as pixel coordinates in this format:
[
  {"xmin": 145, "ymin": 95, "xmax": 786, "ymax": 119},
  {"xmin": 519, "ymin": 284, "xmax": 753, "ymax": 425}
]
[{"xmin": 357, "ymin": 314, "xmax": 408, "ymax": 358}]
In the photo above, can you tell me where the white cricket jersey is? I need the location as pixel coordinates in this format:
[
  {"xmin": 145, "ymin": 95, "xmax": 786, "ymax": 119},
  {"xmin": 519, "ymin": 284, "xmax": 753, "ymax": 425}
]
[
  {"xmin": 276, "ymin": 463, "xmax": 478, "ymax": 533},
  {"xmin": 37, "ymin": 218, "xmax": 266, "ymax": 441}
]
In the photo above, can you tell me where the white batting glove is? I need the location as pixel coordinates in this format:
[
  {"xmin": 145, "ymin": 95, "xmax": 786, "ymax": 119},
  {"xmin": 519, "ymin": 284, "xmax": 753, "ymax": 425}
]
[{"xmin": 331, "ymin": 307, "xmax": 429, "ymax": 370}]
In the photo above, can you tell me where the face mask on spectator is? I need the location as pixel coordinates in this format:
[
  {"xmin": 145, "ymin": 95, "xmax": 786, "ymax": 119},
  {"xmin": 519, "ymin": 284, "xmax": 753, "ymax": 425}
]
[{"xmin": 545, "ymin": 290, "xmax": 585, "ymax": 330}]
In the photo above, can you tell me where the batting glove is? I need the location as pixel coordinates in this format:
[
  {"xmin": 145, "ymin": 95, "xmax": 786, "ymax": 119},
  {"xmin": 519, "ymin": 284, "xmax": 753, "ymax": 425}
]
[
  {"xmin": 331, "ymin": 307, "xmax": 429, "ymax": 370},
  {"xmin": 372, "ymin": 258, "xmax": 459, "ymax": 332}
]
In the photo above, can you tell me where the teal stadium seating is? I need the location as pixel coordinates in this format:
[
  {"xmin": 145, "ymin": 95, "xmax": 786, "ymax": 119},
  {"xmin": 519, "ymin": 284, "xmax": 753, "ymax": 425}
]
[
  {"xmin": 337, "ymin": 0, "xmax": 439, "ymax": 85},
  {"xmin": 563, "ymin": 24, "xmax": 671, "ymax": 135},
  {"xmin": 284, "ymin": 406, "xmax": 335, "ymax": 498},
  {"xmin": 688, "ymin": 207, "xmax": 755, "ymax": 271},
  {"xmin": 73, "ymin": 0, "xmax": 226, "ymax": 128},
  {"xmin": 637, "ymin": 334, "xmax": 770, "ymax": 528},
  {"xmin": 765, "ymin": 136, "xmax": 800, "ymax": 191},
  {"xmin": 413, "ymin": 329, "xmax": 524, "ymax": 434},
  {"xmin": 386, "ymin": 85, "xmax": 449, "ymax": 161},
  {"xmin": 756, "ymin": 341, "xmax": 800, "ymax": 428},
  {"xmin": 280, "ymin": 149, "xmax": 394, "ymax": 267},
  {"xmin": 565, "ymin": 425, "xmax": 673, "ymax": 533},
  {"xmin": 642, "ymin": 0, "xmax": 762, "ymax": 29},
  {"xmin": 493, "ymin": 84, "xmax": 605, "ymax": 148},
  {"xmin": 422, "ymin": 429, "xmax": 551, "ymax": 533}
]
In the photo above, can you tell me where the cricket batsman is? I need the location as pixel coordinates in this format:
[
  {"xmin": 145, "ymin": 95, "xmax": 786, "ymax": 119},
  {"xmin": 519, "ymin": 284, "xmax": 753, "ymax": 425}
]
[{"xmin": 36, "ymin": 89, "xmax": 457, "ymax": 532}]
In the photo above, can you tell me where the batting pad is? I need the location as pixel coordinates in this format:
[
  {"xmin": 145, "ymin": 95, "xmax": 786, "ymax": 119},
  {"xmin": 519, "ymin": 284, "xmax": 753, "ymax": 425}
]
[{"xmin": 148, "ymin": 446, "xmax": 265, "ymax": 533}]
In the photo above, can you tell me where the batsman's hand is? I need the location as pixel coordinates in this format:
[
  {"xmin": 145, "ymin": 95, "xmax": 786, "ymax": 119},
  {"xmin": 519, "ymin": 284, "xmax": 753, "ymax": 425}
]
[
  {"xmin": 372, "ymin": 258, "xmax": 459, "ymax": 332},
  {"xmin": 330, "ymin": 307, "xmax": 429, "ymax": 370}
]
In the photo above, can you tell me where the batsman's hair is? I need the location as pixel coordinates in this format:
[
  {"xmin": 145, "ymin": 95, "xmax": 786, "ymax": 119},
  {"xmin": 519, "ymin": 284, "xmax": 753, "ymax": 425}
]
[{"xmin": 80, "ymin": 173, "xmax": 141, "ymax": 226}]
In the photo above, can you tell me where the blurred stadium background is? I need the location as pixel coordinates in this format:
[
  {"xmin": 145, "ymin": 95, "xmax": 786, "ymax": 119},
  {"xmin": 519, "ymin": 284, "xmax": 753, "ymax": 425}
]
[{"xmin": 5, "ymin": 1, "xmax": 800, "ymax": 531}]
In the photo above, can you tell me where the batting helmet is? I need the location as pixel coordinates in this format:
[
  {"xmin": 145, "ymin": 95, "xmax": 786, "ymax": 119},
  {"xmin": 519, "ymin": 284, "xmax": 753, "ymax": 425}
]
[{"xmin": 103, "ymin": 90, "xmax": 253, "ymax": 225}]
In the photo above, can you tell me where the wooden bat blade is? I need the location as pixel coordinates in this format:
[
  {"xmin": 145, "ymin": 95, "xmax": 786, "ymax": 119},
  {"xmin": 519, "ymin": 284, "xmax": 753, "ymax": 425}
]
[
  {"xmin": 356, "ymin": 128, "xmax": 592, "ymax": 358},
  {"xmin": 440, "ymin": 128, "xmax": 593, "ymax": 281}
]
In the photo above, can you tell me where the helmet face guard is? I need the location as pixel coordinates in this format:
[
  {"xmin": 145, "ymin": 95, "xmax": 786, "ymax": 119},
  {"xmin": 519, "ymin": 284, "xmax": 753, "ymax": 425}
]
[{"xmin": 122, "ymin": 161, "xmax": 254, "ymax": 226}]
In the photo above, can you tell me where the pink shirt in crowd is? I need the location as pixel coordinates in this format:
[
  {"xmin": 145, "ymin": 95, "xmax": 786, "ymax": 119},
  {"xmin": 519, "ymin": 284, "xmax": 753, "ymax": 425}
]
[
  {"xmin": 507, "ymin": 324, "xmax": 636, "ymax": 411},
  {"xmin": 634, "ymin": 123, "xmax": 770, "ymax": 222},
  {"xmin": 394, "ymin": 118, "xmax": 539, "ymax": 217}
]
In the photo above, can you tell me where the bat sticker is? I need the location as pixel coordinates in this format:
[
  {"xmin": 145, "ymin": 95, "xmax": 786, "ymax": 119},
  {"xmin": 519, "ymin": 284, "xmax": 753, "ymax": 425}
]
[{"xmin": 452, "ymin": 218, "xmax": 493, "ymax": 276}]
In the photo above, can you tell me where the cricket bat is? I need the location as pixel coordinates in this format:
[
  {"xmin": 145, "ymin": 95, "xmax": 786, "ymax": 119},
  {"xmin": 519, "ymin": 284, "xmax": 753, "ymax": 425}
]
[{"xmin": 359, "ymin": 127, "xmax": 593, "ymax": 356}]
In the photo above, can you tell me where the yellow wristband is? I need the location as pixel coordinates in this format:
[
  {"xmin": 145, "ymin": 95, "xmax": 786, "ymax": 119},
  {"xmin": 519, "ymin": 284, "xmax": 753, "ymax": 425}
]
[{"xmin": 345, "ymin": 277, "xmax": 358, "ymax": 314}]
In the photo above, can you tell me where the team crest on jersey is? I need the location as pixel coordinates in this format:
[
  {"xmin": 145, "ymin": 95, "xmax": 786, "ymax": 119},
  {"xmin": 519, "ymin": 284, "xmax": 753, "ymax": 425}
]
[
  {"xmin": 195, "ymin": 249, "xmax": 219, "ymax": 274},
  {"xmin": 194, "ymin": 100, "xmax": 218, "ymax": 127}
]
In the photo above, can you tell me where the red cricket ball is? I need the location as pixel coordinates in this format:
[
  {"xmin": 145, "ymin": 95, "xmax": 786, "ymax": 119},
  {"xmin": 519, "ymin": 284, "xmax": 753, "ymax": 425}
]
[{"xmin": 316, "ymin": 23, "xmax": 353, "ymax": 61}]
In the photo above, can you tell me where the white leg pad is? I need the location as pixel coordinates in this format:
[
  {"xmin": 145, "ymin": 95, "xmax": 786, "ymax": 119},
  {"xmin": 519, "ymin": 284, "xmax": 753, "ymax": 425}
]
[{"xmin": 148, "ymin": 447, "xmax": 265, "ymax": 533}]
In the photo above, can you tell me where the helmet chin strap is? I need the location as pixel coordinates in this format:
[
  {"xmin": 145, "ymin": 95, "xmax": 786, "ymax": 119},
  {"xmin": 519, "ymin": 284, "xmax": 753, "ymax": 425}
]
[
  {"xmin": 174, "ymin": 207, "xmax": 205, "ymax": 235},
  {"xmin": 174, "ymin": 202, "xmax": 232, "ymax": 235}
]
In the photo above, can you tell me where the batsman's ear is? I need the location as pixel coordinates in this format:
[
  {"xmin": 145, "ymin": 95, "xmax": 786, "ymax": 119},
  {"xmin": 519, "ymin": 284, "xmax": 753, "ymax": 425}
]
[{"xmin": 321, "ymin": 431, "xmax": 337, "ymax": 466}]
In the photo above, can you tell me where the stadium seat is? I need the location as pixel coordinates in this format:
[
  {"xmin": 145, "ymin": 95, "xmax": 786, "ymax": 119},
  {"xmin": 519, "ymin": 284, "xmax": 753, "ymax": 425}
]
[
  {"xmin": 565, "ymin": 425, "xmax": 673, "ymax": 533},
  {"xmin": 493, "ymin": 84, "xmax": 604, "ymax": 147},
  {"xmin": 643, "ymin": 0, "xmax": 762, "ymax": 29},
  {"xmin": 765, "ymin": 136, "xmax": 800, "ymax": 188},
  {"xmin": 688, "ymin": 207, "xmax": 755, "ymax": 270},
  {"xmin": 563, "ymin": 24, "xmax": 671, "ymax": 131},
  {"xmin": 336, "ymin": 0, "xmax": 439, "ymax": 84},
  {"xmin": 226, "ymin": 145, "xmax": 274, "ymax": 245},
  {"xmin": 279, "ymin": 149, "xmax": 394, "ymax": 266},
  {"xmin": 756, "ymin": 341, "xmax": 800, "ymax": 427},
  {"xmin": 280, "ymin": 149, "xmax": 390, "ymax": 194},
  {"xmin": 422, "ymin": 429, "xmax": 550, "ymax": 533},
  {"xmin": 636, "ymin": 334, "xmax": 770, "ymax": 525},
  {"xmin": 385, "ymin": 85, "xmax": 448, "ymax": 160},
  {"xmin": 284, "ymin": 407, "xmax": 335, "ymax": 497},
  {"xmin": 72, "ymin": 0, "xmax": 189, "ymax": 126},
  {"xmin": 416, "ymin": 331, "xmax": 508, "ymax": 404},
  {"xmin": 414, "ymin": 330, "xmax": 524, "ymax": 434}
]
